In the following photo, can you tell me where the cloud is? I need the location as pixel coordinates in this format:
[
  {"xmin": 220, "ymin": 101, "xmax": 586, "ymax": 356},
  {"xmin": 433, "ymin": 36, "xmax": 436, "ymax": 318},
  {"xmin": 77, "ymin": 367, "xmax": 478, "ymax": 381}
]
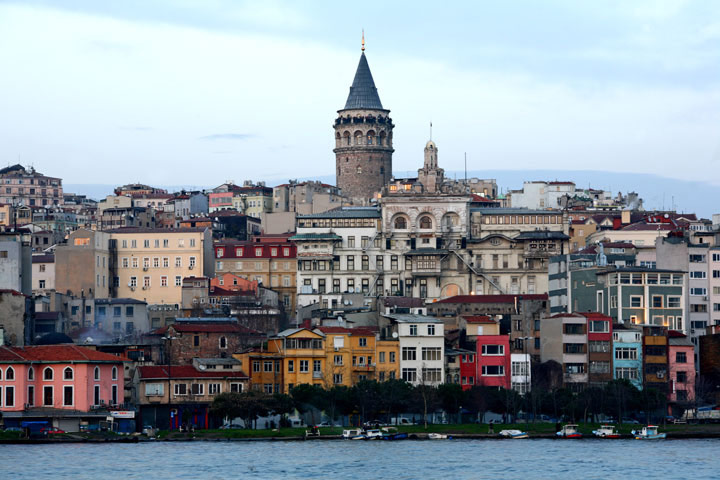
[{"xmin": 198, "ymin": 133, "xmax": 254, "ymax": 141}]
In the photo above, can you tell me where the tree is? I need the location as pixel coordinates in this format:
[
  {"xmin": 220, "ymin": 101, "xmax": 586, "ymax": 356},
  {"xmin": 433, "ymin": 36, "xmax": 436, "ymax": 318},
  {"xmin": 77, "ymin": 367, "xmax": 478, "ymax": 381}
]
[
  {"xmin": 378, "ymin": 379, "xmax": 413, "ymax": 424},
  {"xmin": 437, "ymin": 383, "xmax": 465, "ymax": 422},
  {"xmin": 290, "ymin": 384, "xmax": 327, "ymax": 425},
  {"xmin": 351, "ymin": 380, "xmax": 381, "ymax": 424},
  {"xmin": 210, "ymin": 391, "xmax": 271, "ymax": 429}
]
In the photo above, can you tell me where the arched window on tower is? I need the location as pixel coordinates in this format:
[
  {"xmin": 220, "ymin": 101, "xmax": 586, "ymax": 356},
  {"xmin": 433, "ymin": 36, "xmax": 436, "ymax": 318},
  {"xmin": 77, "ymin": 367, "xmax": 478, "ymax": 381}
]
[
  {"xmin": 367, "ymin": 130, "xmax": 375, "ymax": 145},
  {"xmin": 344, "ymin": 131, "xmax": 351, "ymax": 146},
  {"xmin": 354, "ymin": 131, "xmax": 363, "ymax": 145},
  {"xmin": 356, "ymin": 166, "xmax": 362, "ymax": 174}
]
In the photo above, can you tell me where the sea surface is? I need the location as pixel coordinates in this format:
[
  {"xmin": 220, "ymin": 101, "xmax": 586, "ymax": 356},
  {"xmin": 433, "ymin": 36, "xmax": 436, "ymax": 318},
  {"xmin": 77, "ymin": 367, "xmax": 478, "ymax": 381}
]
[{"xmin": 2, "ymin": 439, "xmax": 718, "ymax": 479}]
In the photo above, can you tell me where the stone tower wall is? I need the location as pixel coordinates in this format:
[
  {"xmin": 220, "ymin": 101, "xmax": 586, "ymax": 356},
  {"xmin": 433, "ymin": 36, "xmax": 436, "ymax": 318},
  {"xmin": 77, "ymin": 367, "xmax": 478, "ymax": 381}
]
[{"xmin": 334, "ymin": 108, "xmax": 394, "ymax": 201}]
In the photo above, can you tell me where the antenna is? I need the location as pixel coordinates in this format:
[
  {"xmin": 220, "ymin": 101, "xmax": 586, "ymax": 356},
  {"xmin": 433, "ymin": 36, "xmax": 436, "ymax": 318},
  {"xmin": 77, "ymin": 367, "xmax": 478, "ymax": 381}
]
[
  {"xmin": 361, "ymin": 29, "xmax": 365, "ymax": 51},
  {"xmin": 429, "ymin": 121, "xmax": 432, "ymax": 141}
]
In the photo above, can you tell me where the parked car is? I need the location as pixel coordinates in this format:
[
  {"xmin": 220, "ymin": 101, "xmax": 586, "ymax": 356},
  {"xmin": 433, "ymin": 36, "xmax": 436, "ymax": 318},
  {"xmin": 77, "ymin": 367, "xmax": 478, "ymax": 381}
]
[
  {"xmin": 219, "ymin": 423, "xmax": 243, "ymax": 430},
  {"xmin": 622, "ymin": 418, "xmax": 640, "ymax": 424},
  {"xmin": 40, "ymin": 427, "xmax": 65, "ymax": 434}
]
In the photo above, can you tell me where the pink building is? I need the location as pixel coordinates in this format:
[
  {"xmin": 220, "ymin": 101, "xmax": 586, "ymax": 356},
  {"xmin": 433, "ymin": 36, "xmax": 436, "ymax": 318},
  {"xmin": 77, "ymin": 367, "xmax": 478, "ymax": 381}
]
[
  {"xmin": 0, "ymin": 345, "xmax": 127, "ymax": 431},
  {"xmin": 668, "ymin": 331, "xmax": 695, "ymax": 407}
]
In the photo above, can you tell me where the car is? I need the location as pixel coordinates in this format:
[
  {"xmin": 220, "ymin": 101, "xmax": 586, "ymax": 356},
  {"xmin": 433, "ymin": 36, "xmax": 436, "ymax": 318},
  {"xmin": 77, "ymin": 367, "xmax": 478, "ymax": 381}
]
[
  {"xmin": 622, "ymin": 418, "xmax": 640, "ymax": 424},
  {"xmin": 315, "ymin": 422, "xmax": 332, "ymax": 427},
  {"xmin": 219, "ymin": 423, "xmax": 243, "ymax": 429},
  {"xmin": 40, "ymin": 427, "xmax": 65, "ymax": 434}
]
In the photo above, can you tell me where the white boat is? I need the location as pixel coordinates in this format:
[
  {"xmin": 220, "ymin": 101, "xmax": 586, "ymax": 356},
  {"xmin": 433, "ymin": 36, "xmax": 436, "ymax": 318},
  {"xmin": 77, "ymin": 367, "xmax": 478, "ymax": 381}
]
[
  {"xmin": 556, "ymin": 424, "xmax": 582, "ymax": 438},
  {"xmin": 364, "ymin": 429, "xmax": 383, "ymax": 439},
  {"xmin": 632, "ymin": 425, "xmax": 666, "ymax": 440},
  {"xmin": 428, "ymin": 433, "xmax": 448, "ymax": 439},
  {"xmin": 592, "ymin": 425, "xmax": 620, "ymax": 438},
  {"xmin": 342, "ymin": 429, "xmax": 363, "ymax": 439},
  {"xmin": 499, "ymin": 429, "xmax": 529, "ymax": 439}
]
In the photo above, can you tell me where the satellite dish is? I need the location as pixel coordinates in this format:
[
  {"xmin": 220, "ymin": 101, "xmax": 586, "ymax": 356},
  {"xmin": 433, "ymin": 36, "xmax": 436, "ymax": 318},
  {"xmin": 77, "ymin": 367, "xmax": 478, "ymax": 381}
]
[
  {"xmin": 392, "ymin": 332, "xmax": 399, "ymax": 339},
  {"xmin": 198, "ymin": 364, "xmax": 207, "ymax": 370}
]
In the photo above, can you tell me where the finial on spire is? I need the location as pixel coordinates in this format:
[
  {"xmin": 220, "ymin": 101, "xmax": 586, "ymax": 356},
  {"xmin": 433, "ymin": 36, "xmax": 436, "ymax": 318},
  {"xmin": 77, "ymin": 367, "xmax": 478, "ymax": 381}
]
[
  {"xmin": 361, "ymin": 29, "xmax": 365, "ymax": 52},
  {"xmin": 430, "ymin": 121, "xmax": 433, "ymax": 141}
]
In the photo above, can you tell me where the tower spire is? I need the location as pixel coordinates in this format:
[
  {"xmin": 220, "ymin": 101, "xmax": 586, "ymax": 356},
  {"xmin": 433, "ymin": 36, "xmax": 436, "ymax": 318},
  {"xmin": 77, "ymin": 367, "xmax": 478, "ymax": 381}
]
[{"xmin": 361, "ymin": 29, "xmax": 365, "ymax": 51}]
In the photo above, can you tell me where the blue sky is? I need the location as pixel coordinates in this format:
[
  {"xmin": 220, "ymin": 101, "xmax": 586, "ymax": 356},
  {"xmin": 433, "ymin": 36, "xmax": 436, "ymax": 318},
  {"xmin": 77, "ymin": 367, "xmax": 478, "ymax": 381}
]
[{"xmin": 1, "ymin": 0, "xmax": 719, "ymax": 193}]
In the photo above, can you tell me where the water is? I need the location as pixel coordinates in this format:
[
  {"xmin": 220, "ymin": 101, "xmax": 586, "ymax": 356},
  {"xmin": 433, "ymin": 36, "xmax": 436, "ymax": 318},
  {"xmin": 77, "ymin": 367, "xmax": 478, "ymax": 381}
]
[{"xmin": 2, "ymin": 439, "xmax": 718, "ymax": 479}]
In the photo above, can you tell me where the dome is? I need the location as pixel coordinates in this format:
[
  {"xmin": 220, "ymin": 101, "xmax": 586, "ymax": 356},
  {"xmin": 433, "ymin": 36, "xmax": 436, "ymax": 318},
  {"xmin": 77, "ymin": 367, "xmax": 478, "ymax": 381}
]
[{"xmin": 425, "ymin": 140, "xmax": 437, "ymax": 150}]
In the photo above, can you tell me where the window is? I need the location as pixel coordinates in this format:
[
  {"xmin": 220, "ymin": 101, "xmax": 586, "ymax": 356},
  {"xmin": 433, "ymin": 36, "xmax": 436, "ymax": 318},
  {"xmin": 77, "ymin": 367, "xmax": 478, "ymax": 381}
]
[
  {"xmin": 209, "ymin": 383, "xmax": 221, "ymax": 395},
  {"xmin": 419, "ymin": 216, "xmax": 432, "ymax": 229},
  {"xmin": 63, "ymin": 385, "xmax": 74, "ymax": 406},
  {"xmin": 94, "ymin": 366, "xmax": 100, "ymax": 381},
  {"xmin": 676, "ymin": 371, "xmax": 687, "ymax": 383},
  {"xmin": 334, "ymin": 355, "xmax": 343, "ymax": 366},
  {"xmin": 5, "ymin": 386, "xmax": 14, "ymax": 407},
  {"xmin": 347, "ymin": 236, "xmax": 355, "ymax": 248},
  {"xmin": 482, "ymin": 345, "xmax": 504, "ymax": 355},
  {"xmin": 313, "ymin": 360, "xmax": 321, "ymax": 372},
  {"xmin": 359, "ymin": 337, "xmax": 367, "ymax": 347},
  {"xmin": 145, "ymin": 383, "xmax": 164, "ymax": 396},
  {"xmin": 402, "ymin": 347, "xmax": 417, "ymax": 361},
  {"xmin": 402, "ymin": 368, "xmax": 417, "ymax": 382},
  {"xmin": 394, "ymin": 217, "xmax": 407, "ymax": 229},
  {"xmin": 112, "ymin": 366, "xmax": 118, "ymax": 380},
  {"xmin": 347, "ymin": 256, "xmax": 355, "ymax": 271},
  {"xmin": 589, "ymin": 341, "xmax": 610, "ymax": 353},
  {"xmin": 422, "ymin": 368, "xmax": 442, "ymax": 382},
  {"xmin": 28, "ymin": 367, "xmax": 34, "ymax": 380},
  {"xmin": 219, "ymin": 336, "xmax": 227, "ymax": 349},
  {"xmin": 174, "ymin": 384, "xmax": 187, "ymax": 396},
  {"xmin": 615, "ymin": 367, "xmax": 638, "ymax": 380},
  {"xmin": 565, "ymin": 364, "xmax": 585, "ymax": 374},
  {"xmin": 690, "ymin": 254, "xmax": 706, "ymax": 263},
  {"xmin": 333, "ymin": 374, "xmax": 343, "ymax": 384},
  {"xmin": 630, "ymin": 296, "xmax": 643, "ymax": 308},
  {"xmin": 589, "ymin": 320, "xmax": 609, "ymax": 333},
  {"xmin": 691, "ymin": 288, "xmax": 707, "ymax": 296},
  {"xmin": 300, "ymin": 360, "xmax": 309, "ymax": 373},
  {"xmin": 191, "ymin": 383, "xmax": 204, "ymax": 395},
  {"xmin": 615, "ymin": 348, "xmax": 638, "ymax": 360},
  {"xmin": 230, "ymin": 383, "xmax": 243, "ymax": 393},
  {"xmin": 27, "ymin": 385, "xmax": 35, "ymax": 406},
  {"xmin": 409, "ymin": 325, "xmax": 417, "ymax": 336},
  {"xmin": 264, "ymin": 361, "xmax": 273, "ymax": 372},
  {"xmin": 43, "ymin": 367, "xmax": 53, "ymax": 380},
  {"xmin": 676, "ymin": 352, "xmax": 687, "ymax": 363},
  {"xmin": 43, "ymin": 386, "xmax": 53, "ymax": 406},
  {"xmin": 389, "ymin": 352, "xmax": 396, "ymax": 363},
  {"xmin": 422, "ymin": 347, "xmax": 442, "ymax": 361},
  {"xmin": 690, "ymin": 271, "xmax": 707, "ymax": 279},
  {"xmin": 189, "ymin": 257, "xmax": 196, "ymax": 268},
  {"xmin": 668, "ymin": 296, "xmax": 681, "ymax": 308},
  {"xmin": 175, "ymin": 276, "xmax": 182, "ymax": 286},
  {"xmin": 589, "ymin": 361, "xmax": 610, "ymax": 374},
  {"xmin": 63, "ymin": 367, "xmax": 73, "ymax": 380},
  {"xmin": 482, "ymin": 365, "xmax": 505, "ymax": 376},
  {"xmin": 427, "ymin": 324, "xmax": 436, "ymax": 335},
  {"xmin": 564, "ymin": 343, "xmax": 586, "ymax": 354}
]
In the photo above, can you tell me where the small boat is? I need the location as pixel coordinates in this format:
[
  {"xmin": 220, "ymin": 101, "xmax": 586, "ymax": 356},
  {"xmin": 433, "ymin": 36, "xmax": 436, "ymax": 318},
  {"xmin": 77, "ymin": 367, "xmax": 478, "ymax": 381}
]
[
  {"xmin": 632, "ymin": 425, "xmax": 666, "ymax": 440},
  {"xmin": 342, "ymin": 429, "xmax": 363, "ymax": 439},
  {"xmin": 428, "ymin": 433, "xmax": 449, "ymax": 440},
  {"xmin": 592, "ymin": 425, "xmax": 620, "ymax": 438},
  {"xmin": 381, "ymin": 427, "xmax": 408, "ymax": 441},
  {"xmin": 556, "ymin": 424, "xmax": 582, "ymax": 438},
  {"xmin": 364, "ymin": 429, "xmax": 383, "ymax": 440},
  {"xmin": 499, "ymin": 429, "xmax": 529, "ymax": 439}
]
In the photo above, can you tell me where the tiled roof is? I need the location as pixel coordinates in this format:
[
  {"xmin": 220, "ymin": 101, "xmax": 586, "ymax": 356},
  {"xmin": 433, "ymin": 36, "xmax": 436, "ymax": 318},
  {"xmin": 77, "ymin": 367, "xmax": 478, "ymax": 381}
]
[
  {"xmin": 435, "ymin": 294, "xmax": 548, "ymax": 304},
  {"xmin": 343, "ymin": 52, "xmax": 384, "ymax": 110},
  {"xmin": 138, "ymin": 365, "xmax": 248, "ymax": 379},
  {"xmin": 0, "ymin": 345, "xmax": 128, "ymax": 363}
]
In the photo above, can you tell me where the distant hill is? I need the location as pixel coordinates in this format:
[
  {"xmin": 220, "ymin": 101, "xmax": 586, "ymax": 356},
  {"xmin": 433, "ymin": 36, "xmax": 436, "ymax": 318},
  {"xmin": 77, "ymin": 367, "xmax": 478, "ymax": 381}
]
[{"xmin": 65, "ymin": 170, "xmax": 719, "ymax": 218}]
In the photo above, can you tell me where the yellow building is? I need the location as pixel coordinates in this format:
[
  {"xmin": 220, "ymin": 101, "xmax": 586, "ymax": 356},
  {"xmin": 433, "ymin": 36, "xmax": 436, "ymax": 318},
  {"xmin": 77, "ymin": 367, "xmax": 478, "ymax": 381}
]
[
  {"xmin": 268, "ymin": 328, "xmax": 326, "ymax": 392},
  {"xmin": 109, "ymin": 227, "xmax": 213, "ymax": 306},
  {"xmin": 376, "ymin": 339, "xmax": 400, "ymax": 382},
  {"xmin": 316, "ymin": 326, "xmax": 380, "ymax": 387}
]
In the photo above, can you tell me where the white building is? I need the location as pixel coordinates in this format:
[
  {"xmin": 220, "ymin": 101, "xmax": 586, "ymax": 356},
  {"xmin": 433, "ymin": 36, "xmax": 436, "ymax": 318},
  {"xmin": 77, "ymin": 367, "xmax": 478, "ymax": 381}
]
[
  {"xmin": 510, "ymin": 353, "xmax": 531, "ymax": 394},
  {"xmin": 509, "ymin": 181, "xmax": 576, "ymax": 210},
  {"xmin": 385, "ymin": 313, "xmax": 445, "ymax": 386}
]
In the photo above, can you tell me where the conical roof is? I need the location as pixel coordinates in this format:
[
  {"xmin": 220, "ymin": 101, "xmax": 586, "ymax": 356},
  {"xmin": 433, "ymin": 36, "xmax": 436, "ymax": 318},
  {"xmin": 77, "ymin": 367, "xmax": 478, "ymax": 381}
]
[{"xmin": 344, "ymin": 52, "xmax": 384, "ymax": 110}]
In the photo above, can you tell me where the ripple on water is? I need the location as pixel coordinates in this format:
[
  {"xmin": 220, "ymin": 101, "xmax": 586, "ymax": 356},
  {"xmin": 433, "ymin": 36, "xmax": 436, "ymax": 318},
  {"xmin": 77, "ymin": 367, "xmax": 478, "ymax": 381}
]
[{"xmin": 3, "ymin": 439, "xmax": 720, "ymax": 479}]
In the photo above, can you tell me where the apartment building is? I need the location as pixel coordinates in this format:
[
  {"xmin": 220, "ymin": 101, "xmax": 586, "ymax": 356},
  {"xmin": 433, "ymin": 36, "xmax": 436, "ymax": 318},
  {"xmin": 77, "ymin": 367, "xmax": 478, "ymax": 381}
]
[
  {"xmin": 540, "ymin": 313, "xmax": 589, "ymax": 391},
  {"xmin": 214, "ymin": 236, "xmax": 297, "ymax": 313},
  {"xmin": 55, "ymin": 229, "xmax": 111, "ymax": 299},
  {"xmin": 316, "ymin": 326, "xmax": 378, "ymax": 387},
  {"xmin": 612, "ymin": 323, "xmax": 643, "ymax": 390},
  {"xmin": 110, "ymin": 227, "xmax": 213, "ymax": 305},
  {"xmin": 384, "ymin": 313, "xmax": 444, "ymax": 386},
  {"xmin": 0, "ymin": 164, "xmax": 63, "ymax": 207},
  {"xmin": 468, "ymin": 208, "xmax": 569, "ymax": 296}
]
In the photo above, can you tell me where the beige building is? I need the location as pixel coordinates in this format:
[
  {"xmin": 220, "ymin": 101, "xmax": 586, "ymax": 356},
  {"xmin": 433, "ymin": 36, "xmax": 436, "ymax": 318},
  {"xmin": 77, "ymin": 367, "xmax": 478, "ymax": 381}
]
[
  {"xmin": 55, "ymin": 229, "xmax": 112, "ymax": 298},
  {"xmin": 32, "ymin": 254, "xmax": 55, "ymax": 292},
  {"xmin": 110, "ymin": 227, "xmax": 213, "ymax": 306},
  {"xmin": 468, "ymin": 208, "xmax": 570, "ymax": 295}
]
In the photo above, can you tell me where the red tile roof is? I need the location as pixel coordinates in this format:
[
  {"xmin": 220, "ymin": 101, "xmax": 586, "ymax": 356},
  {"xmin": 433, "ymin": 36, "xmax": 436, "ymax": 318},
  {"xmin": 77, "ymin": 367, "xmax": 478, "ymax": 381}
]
[
  {"xmin": 138, "ymin": 365, "xmax": 248, "ymax": 379},
  {"xmin": 463, "ymin": 315, "xmax": 496, "ymax": 324},
  {"xmin": 578, "ymin": 312, "xmax": 613, "ymax": 321},
  {"xmin": 0, "ymin": 345, "xmax": 128, "ymax": 363},
  {"xmin": 435, "ymin": 294, "xmax": 548, "ymax": 304}
]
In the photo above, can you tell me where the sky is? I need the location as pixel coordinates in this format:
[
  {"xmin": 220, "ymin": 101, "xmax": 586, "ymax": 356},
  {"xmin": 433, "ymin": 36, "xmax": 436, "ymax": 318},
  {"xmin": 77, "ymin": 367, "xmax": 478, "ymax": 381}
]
[{"xmin": 1, "ymin": 0, "xmax": 720, "ymax": 197}]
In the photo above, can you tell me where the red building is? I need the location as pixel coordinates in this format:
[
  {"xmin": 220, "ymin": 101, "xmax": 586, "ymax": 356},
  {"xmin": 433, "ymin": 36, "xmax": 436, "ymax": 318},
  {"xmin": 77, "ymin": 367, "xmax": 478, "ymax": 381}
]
[
  {"xmin": 581, "ymin": 312, "xmax": 614, "ymax": 386},
  {"xmin": 668, "ymin": 331, "xmax": 695, "ymax": 409},
  {"xmin": 475, "ymin": 324, "xmax": 511, "ymax": 389}
]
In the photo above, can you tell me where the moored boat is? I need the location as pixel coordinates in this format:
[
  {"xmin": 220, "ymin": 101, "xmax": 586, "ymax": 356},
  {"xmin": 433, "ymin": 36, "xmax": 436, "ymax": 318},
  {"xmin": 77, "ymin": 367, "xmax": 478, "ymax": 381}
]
[
  {"xmin": 428, "ymin": 433, "xmax": 449, "ymax": 439},
  {"xmin": 632, "ymin": 425, "xmax": 666, "ymax": 440},
  {"xmin": 499, "ymin": 429, "xmax": 529, "ymax": 439},
  {"xmin": 556, "ymin": 424, "xmax": 582, "ymax": 438},
  {"xmin": 381, "ymin": 427, "xmax": 408, "ymax": 441},
  {"xmin": 592, "ymin": 425, "xmax": 620, "ymax": 438},
  {"xmin": 342, "ymin": 429, "xmax": 363, "ymax": 439}
]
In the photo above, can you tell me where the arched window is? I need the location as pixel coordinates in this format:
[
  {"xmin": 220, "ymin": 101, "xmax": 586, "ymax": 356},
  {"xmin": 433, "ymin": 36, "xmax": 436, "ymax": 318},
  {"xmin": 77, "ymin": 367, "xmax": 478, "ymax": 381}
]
[
  {"xmin": 112, "ymin": 366, "xmax": 118, "ymax": 381},
  {"xmin": 6, "ymin": 366, "xmax": 15, "ymax": 380},
  {"xmin": 367, "ymin": 131, "xmax": 375, "ymax": 145},
  {"xmin": 63, "ymin": 367, "xmax": 73, "ymax": 380},
  {"xmin": 344, "ymin": 132, "xmax": 351, "ymax": 146},
  {"xmin": 219, "ymin": 336, "xmax": 227, "ymax": 349},
  {"xmin": 28, "ymin": 367, "xmax": 34, "ymax": 380},
  {"xmin": 394, "ymin": 217, "xmax": 407, "ymax": 230},
  {"xmin": 94, "ymin": 366, "xmax": 100, "ymax": 381},
  {"xmin": 356, "ymin": 166, "xmax": 362, "ymax": 174},
  {"xmin": 354, "ymin": 131, "xmax": 363, "ymax": 145},
  {"xmin": 43, "ymin": 367, "xmax": 54, "ymax": 380},
  {"xmin": 419, "ymin": 215, "xmax": 433, "ymax": 230}
]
